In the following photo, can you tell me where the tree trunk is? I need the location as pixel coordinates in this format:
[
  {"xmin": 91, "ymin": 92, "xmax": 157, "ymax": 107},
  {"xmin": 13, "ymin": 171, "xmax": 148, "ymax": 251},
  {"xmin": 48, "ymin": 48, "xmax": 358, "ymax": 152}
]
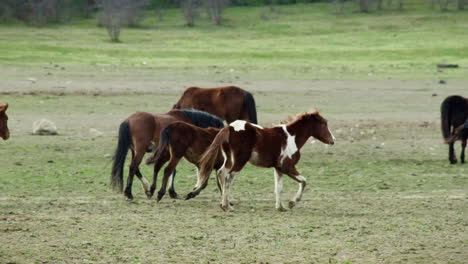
[{"xmin": 458, "ymin": 0, "xmax": 465, "ymax": 9}]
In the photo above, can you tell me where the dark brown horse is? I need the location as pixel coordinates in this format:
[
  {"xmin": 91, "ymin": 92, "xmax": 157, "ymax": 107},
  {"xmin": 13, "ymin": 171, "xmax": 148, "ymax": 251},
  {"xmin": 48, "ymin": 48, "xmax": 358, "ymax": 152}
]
[
  {"xmin": 0, "ymin": 103, "xmax": 9, "ymax": 140},
  {"xmin": 149, "ymin": 121, "xmax": 225, "ymax": 202},
  {"xmin": 173, "ymin": 86, "xmax": 258, "ymax": 124},
  {"xmin": 186, "ymin": 110, "xmax": 335, "ymax": 212},
  {"xmin": 111, "ymin": 109, "xmax": 224, "ymax": 200},
  {"xmin": 446, "ymin": 119, "xmax": 468, "ymax": 163},
  {"xmin": 441, "ymin": 95, "xmax": 468, "ymax": 164}
]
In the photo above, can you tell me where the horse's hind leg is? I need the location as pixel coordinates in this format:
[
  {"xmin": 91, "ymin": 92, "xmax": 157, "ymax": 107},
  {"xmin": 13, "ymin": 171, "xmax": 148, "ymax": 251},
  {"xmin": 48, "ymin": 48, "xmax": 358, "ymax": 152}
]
[
  {"xmin": 124, "ymin": 149, "xmax": 137, "ymax": 200},
  {"xmin": 449, "ymin": 142, "xmax": 457, "ymax": 164},
  {"xmin": 168, "ymin": 170, "xmax": 178, "ymax": 199},
  {"xmin": 461, "ymin": 139, "xmax": 467, "ymax": 164},
  {"xmin": 127, "ymin": 145, "xmax": 151, "ymax": 199}
]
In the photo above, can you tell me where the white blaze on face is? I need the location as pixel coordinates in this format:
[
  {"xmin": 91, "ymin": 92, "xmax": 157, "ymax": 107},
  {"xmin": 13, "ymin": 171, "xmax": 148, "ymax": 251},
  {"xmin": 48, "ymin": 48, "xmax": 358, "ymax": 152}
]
[
  {"xmin": 230, "ymin": 120, "xmax": 247, "ymax": 131},
  {"xmin": 279, "ymin": 124, "xmax": 298, "ymax": 164},
  {"xmin": 328, "ymin": 127, "xmax": 336, "ymax": 142}
]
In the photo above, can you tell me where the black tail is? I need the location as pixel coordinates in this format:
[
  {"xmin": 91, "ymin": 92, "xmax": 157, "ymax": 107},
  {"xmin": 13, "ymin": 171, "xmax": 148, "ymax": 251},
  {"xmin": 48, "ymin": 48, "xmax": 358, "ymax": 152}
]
[
  {"xmin": 243, "ymin": 91, "xmax": 258, "ymax": 124},
  {"xmin": 111, "ymin": 121, "xmax": 132, "ymax": 192},
  {"xmin": 441, "ymin": 99, "xmax": 451, "ymax": 141},
  {"xmin": 152, "ymin": 126, "xmax": 172, "ymax": 166}
]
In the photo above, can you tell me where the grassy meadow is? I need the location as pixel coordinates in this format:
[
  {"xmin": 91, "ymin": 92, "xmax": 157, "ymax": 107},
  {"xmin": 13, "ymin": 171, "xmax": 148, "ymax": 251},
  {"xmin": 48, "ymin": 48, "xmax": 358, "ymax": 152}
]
[{"xmin": 1, "ymin": 2, "xmax": 468, "ymax": 263}]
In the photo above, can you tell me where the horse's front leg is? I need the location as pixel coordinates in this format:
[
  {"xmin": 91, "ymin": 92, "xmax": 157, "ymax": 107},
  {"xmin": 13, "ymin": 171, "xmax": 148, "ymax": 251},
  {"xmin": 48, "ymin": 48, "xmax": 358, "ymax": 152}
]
[
  {"xmin": 273, "ymin": 169, "xmax": 286, "ymax": 212},
  {"xmin": 148, "ymin": 151, "xmax": 170, "ymax": 198},
  {"xmin": 157, "ymin": 157, "xmax": 181, "ymax": 202}
]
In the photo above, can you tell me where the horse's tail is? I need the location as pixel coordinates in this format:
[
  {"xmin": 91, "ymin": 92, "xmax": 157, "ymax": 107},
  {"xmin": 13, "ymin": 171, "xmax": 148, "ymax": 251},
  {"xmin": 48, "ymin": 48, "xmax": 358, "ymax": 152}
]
[
  {"xmin": 111, "ymin": 121, "xmax": 132, "ymax": 192},
  {"xmin": 441, "ymin": 98, "xmax": 452, "ymax": 142},
  {"xmin": 243, "ymin": 91, "xmax": 258, "ymax": 124},
  {"xmin": 186, "ymin": 126, "xmax": 230, "ymax": 200},
  {"xmin": 152, "ymin": 126, "xmax": 172, "ymax": 166}
]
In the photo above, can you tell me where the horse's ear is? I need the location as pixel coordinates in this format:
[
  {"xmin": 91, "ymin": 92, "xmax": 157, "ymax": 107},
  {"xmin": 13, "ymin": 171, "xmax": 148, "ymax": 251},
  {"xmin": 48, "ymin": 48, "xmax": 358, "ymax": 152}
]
[{"xmin": 310, "ymin": 107, "xmax": 319, "ymax": 114}]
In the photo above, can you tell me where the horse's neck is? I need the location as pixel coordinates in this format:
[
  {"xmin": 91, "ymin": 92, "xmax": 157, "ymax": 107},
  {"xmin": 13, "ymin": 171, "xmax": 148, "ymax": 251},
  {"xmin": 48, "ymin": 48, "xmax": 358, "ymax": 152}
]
[{"xmin": 286, "ymin": 119, "xmax": 312, "ymax": 149}]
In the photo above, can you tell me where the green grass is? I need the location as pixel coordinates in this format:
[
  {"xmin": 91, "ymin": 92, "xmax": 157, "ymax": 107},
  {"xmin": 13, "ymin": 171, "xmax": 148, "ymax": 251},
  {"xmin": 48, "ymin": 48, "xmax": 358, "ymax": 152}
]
[
  {"xmin": 1, "ymin": 81, "xmax": 467, "ymax": 263},
  {"xmin": 0, "ymin": 2, "xmax": 467, "ymax": 79}
]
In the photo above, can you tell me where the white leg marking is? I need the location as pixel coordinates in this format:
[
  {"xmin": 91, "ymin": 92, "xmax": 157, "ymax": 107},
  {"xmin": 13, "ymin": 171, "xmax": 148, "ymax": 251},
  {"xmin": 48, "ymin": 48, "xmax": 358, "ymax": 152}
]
[
  {"xmin": 167, "ymin": 172, "xmax": 175, "ymax": 189},
  {"xmin": 194, "ymin": 168, "xmax": 200, "ymax": 188},
  {"xmin": 274, "ymin": 170, "xmax": 284, "ymax": 210},
  {"xmin": 293, "ymin": 175, "xmax": 306, "ymax": 202},
  {"xmin": 140, "ymin": 176, "xmax": 150, "ymax": 191},
  {"xmin": 230, "ymin": 120, "xmax": 247, "ymax": 131}
]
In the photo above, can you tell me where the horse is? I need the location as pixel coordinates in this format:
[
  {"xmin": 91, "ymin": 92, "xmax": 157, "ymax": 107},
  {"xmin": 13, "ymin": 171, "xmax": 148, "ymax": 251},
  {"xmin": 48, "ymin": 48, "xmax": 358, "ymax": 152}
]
[
  {"xmin": 0, "ymin": 103, "xmax": 9, "ymax": 140},
  {"xmin": 173, "ymin": 86, "xmax": 258, "ymax": 124},
  {"xmin": 441, "ymin": 95, "xmax": 468, "ymax": 164},
  {"xmin": 149, "ymin": 121, "xmax": 225, "ymax": 202},
  {"xmin": 110, "ymin": 109, "xmax": 224, "ymax": 200},
  {"xmin": 446, "ymin": 119, "xmax": 468, "ymax": 163},
  {"xmin": 186, "ymin": 110, "xmax": 335, "ymax": 212}
]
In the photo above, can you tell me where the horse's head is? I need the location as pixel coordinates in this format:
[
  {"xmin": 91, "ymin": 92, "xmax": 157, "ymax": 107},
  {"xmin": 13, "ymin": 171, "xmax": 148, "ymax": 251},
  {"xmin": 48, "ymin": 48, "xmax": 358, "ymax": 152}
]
[
  {"xmin": 307, "ymin": 111, "xmax": 335, "ymax": 145},
  {"xmin": 0, "ymin": 103, "xmax": 10, "ymax": 140}
]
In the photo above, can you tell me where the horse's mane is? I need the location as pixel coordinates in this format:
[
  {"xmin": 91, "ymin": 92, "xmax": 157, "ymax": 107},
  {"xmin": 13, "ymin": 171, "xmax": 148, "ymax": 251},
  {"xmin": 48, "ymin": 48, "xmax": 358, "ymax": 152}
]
[
  {"xmin": 177, "ymin": 109, "xmax": 225, "ymax": 129},
  {"xmin": 280, "ymin": 109, "xmax": 322, "ymax": 125}
]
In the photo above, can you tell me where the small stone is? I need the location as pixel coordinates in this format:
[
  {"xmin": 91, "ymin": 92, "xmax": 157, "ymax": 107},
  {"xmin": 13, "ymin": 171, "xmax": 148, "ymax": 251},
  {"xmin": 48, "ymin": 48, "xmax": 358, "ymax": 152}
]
[{"xmin": 32, "ymin": 119, "xmax": 58, "ymax": 135}]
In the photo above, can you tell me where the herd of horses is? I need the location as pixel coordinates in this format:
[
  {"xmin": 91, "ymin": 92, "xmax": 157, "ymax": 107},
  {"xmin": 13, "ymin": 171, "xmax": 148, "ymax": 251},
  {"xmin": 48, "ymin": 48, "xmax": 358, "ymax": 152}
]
[{"xmin": 0, "ymin": 89, "xmax": 466, "ymax": 211}]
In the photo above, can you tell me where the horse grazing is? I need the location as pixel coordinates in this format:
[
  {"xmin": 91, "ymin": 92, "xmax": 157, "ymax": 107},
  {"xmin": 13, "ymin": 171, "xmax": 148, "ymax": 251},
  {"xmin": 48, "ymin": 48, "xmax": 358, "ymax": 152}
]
[
  {"xmin": 150, "ymin": 121, "xmax": 225, "ymax": 202},
  {"xmin": 441, "ymin": 95, "xmax": 468, "ymax": 164},
  {"xmin": 111, "ymin": 109, "xmax": 224, "ymax": 200},
  {"xmin": 446, "ymin": 119, "xmax": 468, "ymax": 163},
  {"xmin": 173, "ymin": 86, "xmax": 258, "ymax": 124},
  {"xmin": 186, "ymin": 110, "xmax": 335, "ymax": 212},
  {"xmin": 0, "ymin": 103, "xmax": 9, "ymax": 140}
]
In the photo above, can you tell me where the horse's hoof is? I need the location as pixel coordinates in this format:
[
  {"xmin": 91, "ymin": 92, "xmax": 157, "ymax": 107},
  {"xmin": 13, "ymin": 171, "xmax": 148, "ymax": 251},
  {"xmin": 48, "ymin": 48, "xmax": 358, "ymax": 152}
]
[
  {"xmin": 185, "ymin": 192, "xmax": 195, "ymax": 200},
  {"xmin": 125, "ymin": 196, "xmax": 134, "ymax": 201},
  {"xmin": 288, "ymin": 201, "xmax": 296, "ymax": 209},
  {"xmin": 220, "ymin": 205, "xmax": 234, "ymax": 212},
  {"xmin": 276, "ymin": 206, "xmax": 287, "ymax": 212},
  {"xmin": 156, "ymin": 192, "xmax": 165, "ymax": 203},
  {"xmin": 169, "ymin": 192, "xmax": 179, "ymax": 199}
]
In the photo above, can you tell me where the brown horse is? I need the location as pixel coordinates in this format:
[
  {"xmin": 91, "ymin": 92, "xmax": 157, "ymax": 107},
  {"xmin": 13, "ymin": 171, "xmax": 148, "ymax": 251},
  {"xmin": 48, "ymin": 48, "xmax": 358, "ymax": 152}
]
[
  {"xmin": 0, "ymin": 103, "xmax": 9, "ymax": 140},
  {"xmin": 149, "ymin": 121, "xmax": 225, "ymax": 202},
  {"xmin": 111, "ymin": 109, "xmax": 224, "ymax": 200},
  {"xmin": 173, "ymin": 86, "xmax": 258, "ymax": 124},
  {"xmin": 186, "ymin": 110, "xmax": 335, "ymax": 212},
  {"xmin": 441, "ymin": 95, "xmax": 468, "ymax": 164}
]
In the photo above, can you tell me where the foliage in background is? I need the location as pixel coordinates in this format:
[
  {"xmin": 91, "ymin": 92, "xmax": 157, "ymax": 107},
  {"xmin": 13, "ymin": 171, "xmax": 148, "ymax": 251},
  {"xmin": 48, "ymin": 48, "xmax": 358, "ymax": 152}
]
[{"xmin": 97, "ymin": 0, "xmax": 147, "ymax": 41}]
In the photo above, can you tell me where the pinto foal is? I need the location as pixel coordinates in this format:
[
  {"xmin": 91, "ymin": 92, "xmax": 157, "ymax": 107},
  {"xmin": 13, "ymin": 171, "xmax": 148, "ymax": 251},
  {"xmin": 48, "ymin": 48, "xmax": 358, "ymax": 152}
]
[
  {"xmin": 0, "ymin": 103, "xmax": 9, "ymax": 140},
  {"xmin": 187, "ymin": 110, "xmax": 335, "ymax": 212}
]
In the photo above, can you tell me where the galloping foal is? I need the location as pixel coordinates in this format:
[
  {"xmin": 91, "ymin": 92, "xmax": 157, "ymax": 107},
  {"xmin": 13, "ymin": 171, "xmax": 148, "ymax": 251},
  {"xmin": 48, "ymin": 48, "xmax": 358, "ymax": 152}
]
[
  {"xmin": 0, "ymin": 103, "xmax": 9, "ymax": 140},
  {"xmin": 149, "ymin": 121, "xmax": 224, "ymax": 201},
  {"xmin": 186, "ymin": 110, "xmax": 335, "ymax": 212}
]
